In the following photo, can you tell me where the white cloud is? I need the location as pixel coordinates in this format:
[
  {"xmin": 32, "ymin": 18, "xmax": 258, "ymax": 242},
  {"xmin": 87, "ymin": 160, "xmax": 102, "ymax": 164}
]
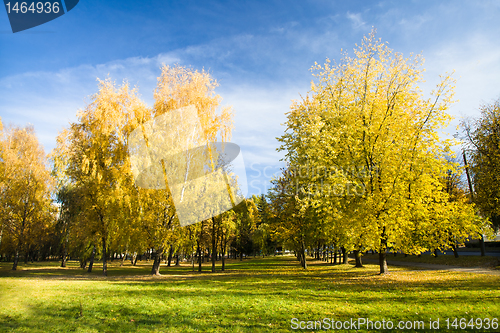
[
  {"xmin": 424, "ymin": 33, "xmax": 500, "ymax": 120},
  {"xmin": 398, "ymin": 14, "xmax": 430, "ymax": 31},
  {"xmin": 0, "ymin": 53, "xmax": 182, "ymax": 152},
  {"xmin": 346, "ymin": 11, "xmax": 366, "ymax": 30},
  {"xmin": 4, "ymin": 4, "xmax": 499, "ymax": 195},
  {"xmin": 0, "ymin": 46, "xmax": 298, "ymax": 196}
]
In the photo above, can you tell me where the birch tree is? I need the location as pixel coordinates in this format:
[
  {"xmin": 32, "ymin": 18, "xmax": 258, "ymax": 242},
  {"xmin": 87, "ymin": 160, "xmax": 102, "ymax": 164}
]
[
  {"xmin": 0, "ymin": 123, "xmax": 55, "ymax": 270},
  {"xmin": 52, "ymin": 78, "xmax": 148, "ymax": 276}
]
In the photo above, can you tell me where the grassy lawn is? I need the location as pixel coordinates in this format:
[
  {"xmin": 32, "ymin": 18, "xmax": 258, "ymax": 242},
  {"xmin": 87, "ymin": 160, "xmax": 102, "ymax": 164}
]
[
  {"xmin": 362, "ymin": 253, "xmax": 500, "ymax": 268},
  {"xmin": 0, "ymin": 256, "xmax": 499, "ymax": 332}
]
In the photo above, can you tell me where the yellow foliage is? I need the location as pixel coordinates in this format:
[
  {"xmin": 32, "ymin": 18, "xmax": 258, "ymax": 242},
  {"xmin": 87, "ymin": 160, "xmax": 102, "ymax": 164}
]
[{"xmin": 277, "ymin": 30, "xmax": 483, "ymax": 267}]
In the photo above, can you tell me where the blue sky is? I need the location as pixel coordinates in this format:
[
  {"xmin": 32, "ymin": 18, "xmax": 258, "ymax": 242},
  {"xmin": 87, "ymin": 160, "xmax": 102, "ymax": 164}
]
[{"xmin": 1, "ymin": 0, "xmax": 500, "ymax": 196}]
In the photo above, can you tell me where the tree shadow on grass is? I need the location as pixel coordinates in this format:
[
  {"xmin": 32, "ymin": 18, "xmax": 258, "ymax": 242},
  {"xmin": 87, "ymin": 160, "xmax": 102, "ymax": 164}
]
[
  {"xmin": 0, "ymin": 256, "xmax": 499, "ymax": 333},
  {"xmin": 2, "ymin": 278, "xmax": 498, "ymax": 333}
]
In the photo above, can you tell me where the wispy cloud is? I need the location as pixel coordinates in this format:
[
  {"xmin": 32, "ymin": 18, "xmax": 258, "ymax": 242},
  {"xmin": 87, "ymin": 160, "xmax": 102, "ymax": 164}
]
[
  {"xmin": 346, "ymin": 11, "xmax": 366, "ymax": 30},
  {"xmin": 398, "ymin": 14, "xmax": 430, "ymax": 31},
  {"xmin": 424, "ymin": 33, "xmax": 500, "ymax": 120},
  {"xmin": 2, "ymin": 1, "xmax": 500, "ymax": 196},
  {"xmin": 0, "ymin": 43, "xmax": 300, "ymax": 195},
  {"xmin": 0, "ymin": 54, "xmax": 181, "ymax": 151}
]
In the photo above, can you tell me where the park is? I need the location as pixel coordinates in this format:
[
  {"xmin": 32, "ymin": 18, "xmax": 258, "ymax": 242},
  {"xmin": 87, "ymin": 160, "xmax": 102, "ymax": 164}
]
[
  {"xmin": 2, "ymin": 36, "xmax": 500, "ymax": 331},
  {"xmin": 1, "ymin": 3, "xmax": 500, "ymax": 331}
]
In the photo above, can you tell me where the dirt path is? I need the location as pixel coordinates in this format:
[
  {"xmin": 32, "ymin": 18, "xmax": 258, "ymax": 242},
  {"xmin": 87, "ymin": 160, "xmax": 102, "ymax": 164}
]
[{"xmin": 361, "ymin": 258, "xmax": 500, "ymax": 276}]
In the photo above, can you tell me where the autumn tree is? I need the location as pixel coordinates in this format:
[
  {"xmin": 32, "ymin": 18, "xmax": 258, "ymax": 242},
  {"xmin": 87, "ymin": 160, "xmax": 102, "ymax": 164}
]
[
  {"xmin": 52, "ymin": 64, "xmax": 236, "ymax": 276},
  {"xmin": 219, "ymin": 210, "xmax": 237, "ymax": 270},
  {"xmin": 0, "ymin": 122, "xmax": 55, "ymax": 270},
  {"xmin": 128, "ymin": 64, "xmax": 235, "ymax": 274},
  {"xmin": 55, "ymin": 184, "xmax": 83, "ymax": 267},
  {"xmin": 232, "ymin": 198, "xmax": 257, "ymax": 260},
  {"xmin": 278, "ymin": 31, "xmax": 484, "ymax": 274},
  {"xmin": 252, "ymin": 194, "xmax": 276, "ymax": 256},
  {"xmin": 52, "ymin": 78, "xmax": 148, "ymax": 276},
  {"xmin": 267, "ymin": 167, "xmax": 319, "ymax": 268},
  {"xmin": 462, "ymin": 98, "xmax": 500, "ymax": 232}
]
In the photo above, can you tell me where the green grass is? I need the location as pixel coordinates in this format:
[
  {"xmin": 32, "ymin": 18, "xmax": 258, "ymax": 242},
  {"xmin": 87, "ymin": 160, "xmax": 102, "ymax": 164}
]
[
  {"xmin": 362, "ymin": 253, "xmax": 500, "ymax": 268},
  {"xmin": 0, "ymin": 256, "xmax": 499, "ymax": 332}
]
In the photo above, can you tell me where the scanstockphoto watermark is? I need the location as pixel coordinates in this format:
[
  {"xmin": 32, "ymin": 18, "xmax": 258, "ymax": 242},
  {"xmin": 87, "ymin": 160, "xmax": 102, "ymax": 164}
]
[
  {"xmin": 248, "ymin": 163, "xmax": 379, "ymax": 182},
  {"xmin": 291, "ymin": 317, "xmax": 427, "ymax": 330},
  {"xmin": 285, "ymin": 179, "xmax": 366, "ymax": 198},
  {"xmin": 3, "ymin": 0, "xmax": 80, "ymax": 33},
  {"xmin": 129, "ymin": 105, "xmax": 248, "ymax": 227},
  {"xmin": 285, "ymin": 164, "xmax": 380, "ymax": 180},
  {"xmin": 290, "ymin": 317, "xmax": 499, "ymax": 331},
  {"xmin": 290, "ymin": 318, "xmax": 428, "ymax": 331},
  {"xmin": 247, "ymin": 163, "xmax": 379, "ymax": 197}
]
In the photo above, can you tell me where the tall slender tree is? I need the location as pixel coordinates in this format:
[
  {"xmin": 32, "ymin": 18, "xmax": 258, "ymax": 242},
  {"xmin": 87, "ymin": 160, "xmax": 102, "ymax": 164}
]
[
  {"xmin": 0, "ymin": 124, "xmax": 55, "ymax": 270},
  {"xmin": 52, "ymin": 78, "xmax": 148, "ymax": 276}
]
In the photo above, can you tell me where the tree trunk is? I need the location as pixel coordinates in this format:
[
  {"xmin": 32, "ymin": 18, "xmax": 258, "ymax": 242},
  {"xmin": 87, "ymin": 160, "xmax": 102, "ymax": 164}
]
[
  {"xmin": 88, "ymin": 244, "xmax": 96, "ymax": 273},
  {"xmin": 121, "ymin": 250, "xmax": 127, "ymax": 267},
  {"xmin": 480, "ymin": 235, "xmax": 486, "ymax": 256},
  {"xmin": 222, "ymin": 242, "xmax": 226, "ymax": 271},
  {"xmin": 61, "ymin": 236, "xmax": 68, "ymax": 268},
  {"xmin": 167, "ymin": 244, "xmax": 173, "ymax": 267},
  {"xmin": 197, "ymin": 240, "xmax": 202, "ymax": 272},
  {"xmin": 13, "ymin": 218, "xmax": 26, "ymax": 270},
  {"xmin": 12, "ymin": 249, "xmax": 19, "ymax": 270},
  {"xmin": 452, "ymin": 244, "xmax": 459, "ymax": 258},
  {"xmin": 192, "ymin": 250, "xmax": 195, "ymax": 272},
  {"xmin": 463, "ymin": 151, "xmax": 484, "ymax": 256},
  {"xmin": 211, "ymin": 217, "xmax": 216, "ymax": 273},
  {"xmin": 102, "ymin": 235, "xmax": 107, "ymax": 276},
  {"xmin": 300, "ymin": 240, "xmax": 307, "ymax": 269},
  {"xmin": 353, "ymin": 250, "xmax": 363, "ymax": 267},
  {"xmin": 220, "ymin": 229, "xmax": 226, "ymax": 271},
  {"xmin": 151, "ymin": 248, "xmax": 162, "ymax": 275},
  {"xmin": 378, "ymin": 229, "xmax": 388, "ymax": 274},
  {"xmin": 175, "ymin": 254, "xmax": 180, "ymax": 266},
  {"xmin": 333, "ymin": 249, "xmax": 337, "ymax": 264},
  {"xmin": 379, "ymin": 251, "xmax": 388, "ymax": 274},
  {"xmin": 341, "ymin": 247, "xmax": 347, "ymax": 264}
]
